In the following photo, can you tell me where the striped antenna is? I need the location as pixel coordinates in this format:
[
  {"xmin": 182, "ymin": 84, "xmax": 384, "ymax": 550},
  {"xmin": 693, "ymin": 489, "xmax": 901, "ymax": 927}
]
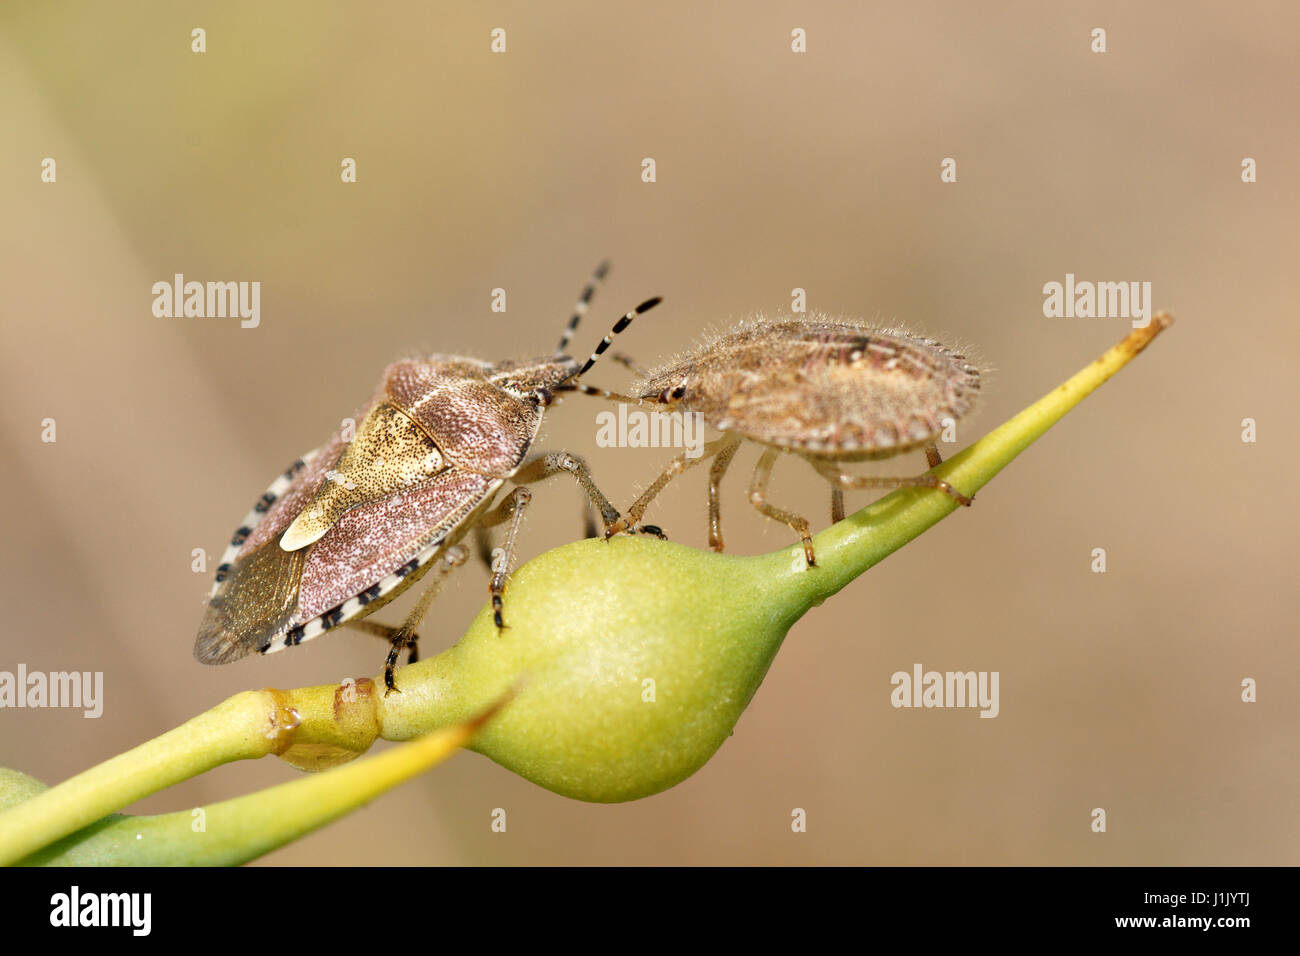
[
  {"xmin": 555, "ymin": 260, "xmax": 611, "ymax": 355},
  {"xmin": 560, "ymin": 296, "xmax": 662, "ymax": 387},
  {"xmin": 552, "ymin": 349, "xmax": 653, "ymax": 405},
  {"xmin": 555, "ymin": 380, "xmax": 646, "ymax": 405}
]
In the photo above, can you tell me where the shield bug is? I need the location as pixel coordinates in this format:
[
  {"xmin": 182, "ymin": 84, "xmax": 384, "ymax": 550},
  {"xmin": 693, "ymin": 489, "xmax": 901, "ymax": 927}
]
[
  {"xmin": 580, "ymin": 313, "xmax": 981, "ymax": 566},
  {"xmin": 195, "ymin": 264, "xmax": 661, "ymax": 692}
]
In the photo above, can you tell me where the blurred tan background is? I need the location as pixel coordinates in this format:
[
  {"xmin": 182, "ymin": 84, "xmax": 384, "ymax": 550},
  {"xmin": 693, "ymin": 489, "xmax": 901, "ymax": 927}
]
[{"xmin": 1, "ymin": 1, "xmax": 1296, "ymax": 865}]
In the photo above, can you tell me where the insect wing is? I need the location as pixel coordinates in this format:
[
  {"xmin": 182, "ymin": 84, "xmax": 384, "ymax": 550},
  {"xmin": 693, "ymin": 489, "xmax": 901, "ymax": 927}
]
[
  {"xmin": 197, "ymin": 465, "xmax": 501, "ymax": 663},
  {"xmin": 279, "ymin": 470, "xmax": 502, "ymax": 650},
  {"xmin": 195, "ymin": 437, "xmax": 347, "ymax": 664}
]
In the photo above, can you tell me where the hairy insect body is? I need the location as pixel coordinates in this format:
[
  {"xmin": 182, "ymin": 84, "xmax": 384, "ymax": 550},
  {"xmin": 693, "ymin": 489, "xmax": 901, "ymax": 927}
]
[
  {"xmin": 642, "ymin": 319, "xmax": 979, "ymax": 459},
  {"xmin": 603, "ymin": 314, "xmax": 982, "ymax": 564}
]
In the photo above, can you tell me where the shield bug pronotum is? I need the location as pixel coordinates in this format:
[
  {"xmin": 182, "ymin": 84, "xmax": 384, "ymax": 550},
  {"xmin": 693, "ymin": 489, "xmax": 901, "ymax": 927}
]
[
  {"xmin": 576, "ymin": 313, "xmax": 982, "ymax": 567},
  {"xmin": 195, "ymin": 264, "xmax": 660, "ymax": 692}
]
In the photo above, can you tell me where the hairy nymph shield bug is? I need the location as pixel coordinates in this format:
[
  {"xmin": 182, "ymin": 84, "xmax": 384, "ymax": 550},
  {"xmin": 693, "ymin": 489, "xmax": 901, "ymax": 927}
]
[
  {"xmin": 195, "ymin": 263, "xmax": 661, "ymax": 693},
  {"xmin": 575, "ymin": 313, "xmax": 982, "ymax": 567}
]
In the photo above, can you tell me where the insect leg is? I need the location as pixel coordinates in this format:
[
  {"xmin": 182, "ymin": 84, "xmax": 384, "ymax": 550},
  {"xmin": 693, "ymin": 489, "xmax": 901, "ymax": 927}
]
[
  {"xmin": 349, "ymin": 619, "xmax": 427, "ymax": 664},
  {"xmin": 604, "ymin": 436, "xmax": 735, "ymax": 539},
  {"xmin": 511, "ymin": 451, "xmax": 622, "ymax": 533},
  {"xmin": 808, "ymin": 457, "xmax": 974, "ymax": 507},
  {"xmin": 476, "ymin": 486, "xmax": 534, "ymax": 629},
  {"xmin": 748, "ymin": 447, "xmax": 817, "ymax": 568},
  {"xmin": 831, "ymin": 488, "xmax": 845, "ymax": 524},
  {"xmin": 348, "ymin": 544, "xmax": 469, "ymax": 695},
  {"xmin": 706, "ymin": 435, "xmax": 743, "ymax": 552},
  {"xmin": 925, "ymin": 442, "xmax": 943, "ymax": 468}
]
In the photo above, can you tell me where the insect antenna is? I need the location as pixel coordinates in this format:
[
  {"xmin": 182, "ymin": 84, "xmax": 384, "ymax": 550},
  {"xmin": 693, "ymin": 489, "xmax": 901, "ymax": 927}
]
[
  {"xmin": 570, "ymin": 297, "xmax": 661, "ymax": 379},
  {"xmin": 608, "ymin": 351, "xmax": 651, "ymax": 377},
  {"xmin": 554, "ymin": 260, "xmax": 611, "ymax": 356},
  {"xmin": 553, "ymin": 296, "xmax": 662, "ymax": 404}
]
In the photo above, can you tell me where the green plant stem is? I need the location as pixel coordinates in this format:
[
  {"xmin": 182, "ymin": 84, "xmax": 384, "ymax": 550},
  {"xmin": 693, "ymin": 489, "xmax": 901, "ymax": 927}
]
[
  {"xmin": 12, "ymin": 704, "xmax": 498, "ymax": 865},
  {"xmin": 0, "ymin": 690, "xmax": 295, "ymax": 863}
]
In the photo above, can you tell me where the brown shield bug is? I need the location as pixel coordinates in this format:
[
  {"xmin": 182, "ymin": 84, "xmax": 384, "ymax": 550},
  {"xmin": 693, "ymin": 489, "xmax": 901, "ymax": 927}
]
[
  {"xmin": 582, "ymin": 313, "xmax": 982, "ymax": 567},
  {"xmin": 195, "ymin": 264, "xmax": 661, "ymax": 692}
]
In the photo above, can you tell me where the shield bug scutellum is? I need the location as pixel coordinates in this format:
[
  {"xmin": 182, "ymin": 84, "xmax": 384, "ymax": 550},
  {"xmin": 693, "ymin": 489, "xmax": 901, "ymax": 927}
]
[
  {"xmin": 577, "ymin": 313, "xmax": 982, "ymax": 566},
  {"xmin": 195, "ymin": 264, "xmax": 660, "ymax": 692}
]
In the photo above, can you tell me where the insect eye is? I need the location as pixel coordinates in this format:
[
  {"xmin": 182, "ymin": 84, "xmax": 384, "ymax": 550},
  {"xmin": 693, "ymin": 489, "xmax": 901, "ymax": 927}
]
[
  {"xmin": 660, "ymin": 384, "xmax": 687, "ymax": 403},
  {"xmin": 533, "ymin": 387, "xmax": 553, "ymax": 408}
]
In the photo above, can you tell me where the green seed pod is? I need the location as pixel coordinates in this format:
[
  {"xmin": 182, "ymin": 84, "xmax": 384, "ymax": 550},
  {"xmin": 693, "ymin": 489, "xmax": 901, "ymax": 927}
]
[{"xmin": 380, "ymin": 536, "xmax": 811, "ymax": 802}]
